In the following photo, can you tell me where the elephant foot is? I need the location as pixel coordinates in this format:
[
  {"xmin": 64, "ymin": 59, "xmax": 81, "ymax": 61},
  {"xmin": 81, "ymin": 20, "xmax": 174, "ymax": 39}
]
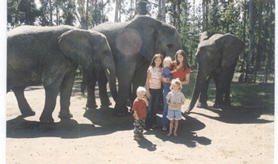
[
  {"xmin": 213, "ymin": 103, "xmax": 221, "ymax": 108},
  {"xmin": 86, "ymin": 104, "xmax": 98, "ymax": 109},
  {"xmin": 113, "ymin": 106, "xmax": 128, "ymax": 117},
  {"xmin": 58, "ymin": 111, "xmax": 73, "ymax": 119},
  {"xmin": 196, "ymin": 102, "xmax": 208, "ymax": 109},
  {"xmin": 223, "ymin": 101, "xmax": 231, "ymax": 106},
  {"xmin": 101, "ymin": 101, "xmax": 112, "ymax": 108},
  {"xmin": 21, "ymin": 110, "xmax": 36, "ymax": 117},
  {"xmin": 39, "ymin": 116, "xmax": 54, "ymax": 124}
]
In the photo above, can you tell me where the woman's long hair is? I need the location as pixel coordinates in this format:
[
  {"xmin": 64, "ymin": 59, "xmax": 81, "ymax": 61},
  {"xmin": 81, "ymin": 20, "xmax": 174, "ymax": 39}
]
[
  {"xmin": 150, "ymin": 54, "xmax": 163, "ymax": 68},
  {"xmin": 175, "ymin": 50, "xmax": 191, "ymax": 71}
]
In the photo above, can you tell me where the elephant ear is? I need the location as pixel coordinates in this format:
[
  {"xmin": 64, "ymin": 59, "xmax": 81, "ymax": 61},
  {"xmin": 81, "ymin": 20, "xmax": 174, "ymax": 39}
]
[
  {"xmin": 116, "ymin": 16, "xmax": 162, "ymax": 61},
  {"xmin": 218, "ymin": 34, "xmax": 244, "ymax": 68},
  {"xmin": 58, "ymin": 29, "xmax": 95, "ymax": 70}
]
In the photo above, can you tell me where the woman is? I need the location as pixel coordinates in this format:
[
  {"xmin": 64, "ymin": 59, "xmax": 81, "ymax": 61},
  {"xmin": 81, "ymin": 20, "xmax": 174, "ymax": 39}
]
[{"xmin": 161, "ymin": 49, "xmax": 191, "ymax": 131}]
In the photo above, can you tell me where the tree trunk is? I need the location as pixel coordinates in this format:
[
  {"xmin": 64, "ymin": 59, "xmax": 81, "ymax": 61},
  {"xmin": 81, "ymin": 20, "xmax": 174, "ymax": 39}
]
[
  {"xmin": 254, "ymin": 0, "xmax": 263, "ymax": 83},
  {"xmin": 245, "ymin": 0, "xmax": 254, "ymax": 82},
  {"xmin": 85, "ymin": 0, "xmax": 89, "ymax": 29},
  {"xmin": 202, "ymin": 0, "xmax": 206, "ymax": 31},
  {"xmin": 161, "ymin": 0, "xmax": 166, "ymax": 22},
  {"xmin": 240, "ymin": 0, "xmax": 246, "ymax": 73},
  {"xmin": 49, "ymin": 0, "xmax": 53, "ymax": 25},
  {"xmin": 177, "ymin": 0, "xmax": 181, "ymax": 32},
  {"xmin": 115, "ymin": 0, "xmax": 119, "ymax": 22},
  {"xmin": 56, "ymin": 0, "xmax": 59, "ymax": 25}
]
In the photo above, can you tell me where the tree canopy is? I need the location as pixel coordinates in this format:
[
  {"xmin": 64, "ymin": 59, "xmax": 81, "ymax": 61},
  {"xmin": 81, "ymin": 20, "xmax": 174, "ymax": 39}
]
[{"xmin": 7, "ymin": 0, "xmax": 275, "ymax": 83}]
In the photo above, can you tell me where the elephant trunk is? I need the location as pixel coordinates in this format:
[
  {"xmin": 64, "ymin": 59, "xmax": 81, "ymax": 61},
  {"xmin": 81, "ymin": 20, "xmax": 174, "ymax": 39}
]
[
  {"xmin": 187, "ymin": 66, "xmax": 208, "ymax": 112},
  {"xmin": 101, "ymin": 55, "xmax": 117, "ymax": 101}
]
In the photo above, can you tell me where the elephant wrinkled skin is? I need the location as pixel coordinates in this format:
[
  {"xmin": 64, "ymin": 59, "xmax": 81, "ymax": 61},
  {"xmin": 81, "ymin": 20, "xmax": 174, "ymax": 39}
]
[
  {"xmin": 7, "ymin": 25, "xmax": 117, "ymax": 123},
  {"xmin": 187, "ymin": 31, "xmax": 244, "ymax": 113},
  {"xmin": 83, "ymin": 15, "xmax": 182, "ymax": 116}
]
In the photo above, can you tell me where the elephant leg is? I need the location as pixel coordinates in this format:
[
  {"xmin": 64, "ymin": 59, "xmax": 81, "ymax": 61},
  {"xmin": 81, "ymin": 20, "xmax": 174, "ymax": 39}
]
[
  {"xmin": 12, "ymin": 87, "xmax": 35, "ymax": 117},
  {"xmin": 113, "ymin": 76, "xmax": 134, "ymax": 117},
  {"xmin": 39, "ymin": 84, "xmax": 60, "ymax": 123},
  {"xmin": 86, "ymin": 79, "xmax": 97, "ymax": 109},
  {"xmin": 58, "ymin": 72, "xmax": 75, "ymax": 119},
  {"xmin": 131, "ymin": 63, "xmax": 149, "ymax": 105},
  {"xmin": 98, "ymin": 69, "xmax": 111, "ymax": 107},
  {"xmin": 213, "ymin": 74, "xmax": 224, "ymax": 108},
  {"xmin": 197, "ymin": 76, "xmax": 211, "ymax": 109},
  {"xmin": 83, "ymin": 68, "xmax": 97, "ymax": 109},
  {"xmin": 223, "ymin": 65, "xmax": 236, "ymax": 106}
]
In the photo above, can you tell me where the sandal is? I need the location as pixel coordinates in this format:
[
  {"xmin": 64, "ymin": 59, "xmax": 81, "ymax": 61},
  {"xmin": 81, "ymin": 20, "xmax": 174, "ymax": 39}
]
[{"xmin": 161, "ymin": 127, "xmax": 167, "ymax": 131}]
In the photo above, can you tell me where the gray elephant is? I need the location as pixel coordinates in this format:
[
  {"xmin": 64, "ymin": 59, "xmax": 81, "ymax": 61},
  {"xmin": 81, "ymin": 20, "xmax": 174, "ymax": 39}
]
[
  {"xmin": 7, "ymin": 25, "xmax": 117, "ymax": 123},
  {"xmin": 83, "ymin": 15, "xmax": 182, "ymax": 116},
  {"xmin": 187, "ymin": 31, "xmax": 244, "ymax": 113}
]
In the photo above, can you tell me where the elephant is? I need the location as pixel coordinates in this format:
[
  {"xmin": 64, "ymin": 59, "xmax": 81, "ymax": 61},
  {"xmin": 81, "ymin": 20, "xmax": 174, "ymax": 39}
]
[
  {"xmin": 82, "ymin": 15, "xmax": 182, "ymax": 116},
  {"xmin": 187, "ymin": 31, "xmax": 244, "ymax": 113},
  {"xmin": 7, "ymin": 25, "xmax": 117, "ymax": 123}
]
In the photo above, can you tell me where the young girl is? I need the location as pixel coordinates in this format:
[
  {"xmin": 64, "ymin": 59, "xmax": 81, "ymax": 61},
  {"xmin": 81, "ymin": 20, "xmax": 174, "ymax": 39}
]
[
  {"xmin": 161, "ymin": 50, "xmax": 191, "ymax": 130},
  {"xmin": 145, "ymin": 54, "xmax": 163, "ymax": 130},
  {"xmin": 166, "ymin": 78, "xmax": 186, "ymax": 136}
]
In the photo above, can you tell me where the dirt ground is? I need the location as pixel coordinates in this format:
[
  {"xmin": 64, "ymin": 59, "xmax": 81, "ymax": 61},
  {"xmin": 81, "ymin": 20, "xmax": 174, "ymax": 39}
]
[{"xmin": 6, "ymin": 83, "xmax": 274, "ymax": 164}]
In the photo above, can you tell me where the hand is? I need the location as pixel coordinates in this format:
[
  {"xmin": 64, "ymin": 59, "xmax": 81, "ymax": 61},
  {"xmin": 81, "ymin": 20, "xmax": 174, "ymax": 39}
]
[
  {"xmin": 166, "ymin": 78, "xmax": 170, "ymax": 83},
  {"xmin": 172, "ymin": 69, "xmax": 177, "ymax": 73},
  {"xmin": 142, "ymin": 96, "xmax": 148, "ymax": 101},
  {"xmin": 147, "ymin": 91, "xmax": 151, "ymax": 99},
  {"xmin": 133, "ymin": 114, "xmax": 139, "ymax": 120}
]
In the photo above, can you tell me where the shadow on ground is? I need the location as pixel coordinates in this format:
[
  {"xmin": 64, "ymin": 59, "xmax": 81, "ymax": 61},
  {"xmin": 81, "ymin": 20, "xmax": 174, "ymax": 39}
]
[
  {"xmin": 190, "ymin": 105, "xmax": 274, "ymax": 124},
  {"xmin": 6, "ymin": 106, "xmax": 211, "ymax": 149},
  {"xmin": 6, "ymin": 102, "xmax": 272, "ymax": 149}
]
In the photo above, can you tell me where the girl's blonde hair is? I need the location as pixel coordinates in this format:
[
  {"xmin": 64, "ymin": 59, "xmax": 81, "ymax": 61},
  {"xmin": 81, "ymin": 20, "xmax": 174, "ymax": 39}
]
[
  {"xmin": 137, "ymin": 86, "xmax": 146, "ymax": 93},
  {"xmin": 170, "ymin": 78, "xmax": 182, "ymax": 90},
  {"xmin": 163, "ymin": 56, "xmax": 172, "ymax": 63}
]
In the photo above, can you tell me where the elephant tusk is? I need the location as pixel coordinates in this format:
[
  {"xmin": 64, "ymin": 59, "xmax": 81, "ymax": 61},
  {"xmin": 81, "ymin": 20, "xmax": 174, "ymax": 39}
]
[{"xmin": 106, "ymin": 69, "xmax": 110, "ymax": 75}]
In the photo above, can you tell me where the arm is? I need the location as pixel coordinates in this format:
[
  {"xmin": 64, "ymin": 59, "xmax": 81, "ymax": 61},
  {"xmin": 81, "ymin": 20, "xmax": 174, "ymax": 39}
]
[
  {"xmin": 146, "ymin": 70, "xmax": 151, "ymax": 98},
  {"xmin": 170, "ymin": 69, "xmax": 177, "ymax": 74},
  {"xmin": 133, "ymin": 111, "xmax": 139, "ymax": 120},
  {"xmin": 181, "ymin": 73, "xmax": 190, "ymax": 85},
  {"xmin": 142, "ymin": 96, "xmax": 149, "ymax": 107}
]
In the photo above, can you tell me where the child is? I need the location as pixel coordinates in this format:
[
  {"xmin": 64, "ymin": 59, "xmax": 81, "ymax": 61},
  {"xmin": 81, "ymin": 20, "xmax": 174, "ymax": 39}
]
[
  {"xmin": 132, "ymin": 86, "xmax": 149, "ymax": 140},
  {"xmin": 166, "ymin": 78, "xmax": 186, "ymax": 136},
  {"xmin": 145, "ymin": 54, "xmax": 163, "ymax": 130},
  {"xmin": 161, "ymin": 57, "xmax": 177, "ymax": 131}
]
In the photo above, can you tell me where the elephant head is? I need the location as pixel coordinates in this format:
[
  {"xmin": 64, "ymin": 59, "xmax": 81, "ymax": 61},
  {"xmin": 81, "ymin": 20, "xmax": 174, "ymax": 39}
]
[
  {"xmin": 57, "ymin": 29, "xmax": 117, "ymax": 100},
  {"xmin": 115, "ymin": 15, "xmax": 182, "ymax": 61},
  {"xmin": 187, "ymin": 32, "xmax": 244, "ymax": 112}
]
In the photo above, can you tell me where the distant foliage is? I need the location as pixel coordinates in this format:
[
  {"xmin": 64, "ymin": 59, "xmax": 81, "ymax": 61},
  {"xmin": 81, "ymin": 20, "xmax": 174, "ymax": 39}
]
[{"xmin": 6, "ymin": 0, "xmax": 275, "ymax": 83}]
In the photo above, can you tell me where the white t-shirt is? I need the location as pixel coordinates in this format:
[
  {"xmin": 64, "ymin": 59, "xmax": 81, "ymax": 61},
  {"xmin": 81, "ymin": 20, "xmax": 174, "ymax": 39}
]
[
  {"xmin": 166, "ymin": 91, "xmax": 186, "ymax": 110},
  {"xmin": 148, "ymin": 67, "xmax": 162, "ymax": 89}
]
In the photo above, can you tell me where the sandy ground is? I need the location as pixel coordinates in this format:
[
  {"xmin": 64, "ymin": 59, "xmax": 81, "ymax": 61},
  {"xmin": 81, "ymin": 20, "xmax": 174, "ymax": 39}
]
[{"xmin": 6, "ymin": 83, "xmax": 274, "ymax": 164}]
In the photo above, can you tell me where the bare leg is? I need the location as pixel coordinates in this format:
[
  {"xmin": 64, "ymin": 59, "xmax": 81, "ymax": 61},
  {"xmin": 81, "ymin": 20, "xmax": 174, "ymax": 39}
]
[
  {"xmin": 167, "ymin": 120, "xmax": 174, "ymax": 136},
  {"xmin": 174, "ymin": 120, "xmax": 178, "ymax": 136}
]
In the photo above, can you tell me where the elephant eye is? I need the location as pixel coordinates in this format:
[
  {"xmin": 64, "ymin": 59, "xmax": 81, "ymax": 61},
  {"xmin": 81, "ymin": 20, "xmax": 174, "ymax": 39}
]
[{"xmin": 167, "ymin": 44, "xmax": 174, "ymax": 49}]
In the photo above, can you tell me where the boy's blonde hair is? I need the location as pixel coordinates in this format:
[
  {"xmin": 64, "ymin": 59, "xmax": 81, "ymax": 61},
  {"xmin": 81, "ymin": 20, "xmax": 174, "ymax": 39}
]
[
  {"xmin": 163, "ymin": 56, "xmax": 172, "ymax": 63},
  {"xmin": 170, "ymin": 78, "xmax": 182, "ymax": 90},
  {"xmin": 137, "ymin": 86, "xmax": 146, "ymax": 93}
]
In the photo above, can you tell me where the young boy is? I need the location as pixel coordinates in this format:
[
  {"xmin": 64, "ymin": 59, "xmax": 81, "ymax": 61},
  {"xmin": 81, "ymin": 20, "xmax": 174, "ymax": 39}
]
[
  {"xmin": 132, "ymin": 86, "xmax": 149, "ymax": 140},
  {"xmin": 161, "ymin": 57, "xmax": 177, "ymax": 131}
]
